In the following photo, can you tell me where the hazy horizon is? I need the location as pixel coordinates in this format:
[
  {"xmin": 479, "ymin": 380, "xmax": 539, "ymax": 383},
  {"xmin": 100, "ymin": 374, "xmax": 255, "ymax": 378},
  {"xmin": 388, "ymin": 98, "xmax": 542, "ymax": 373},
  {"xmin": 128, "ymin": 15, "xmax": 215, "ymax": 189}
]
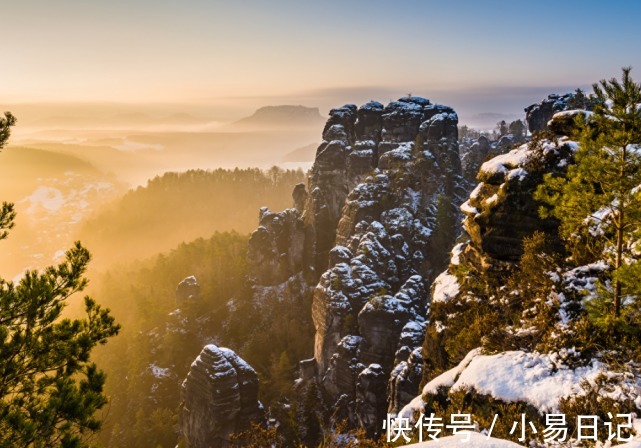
[{"xmin": 4, "ymin": 0, "xmax": 641, "ymax": 128}]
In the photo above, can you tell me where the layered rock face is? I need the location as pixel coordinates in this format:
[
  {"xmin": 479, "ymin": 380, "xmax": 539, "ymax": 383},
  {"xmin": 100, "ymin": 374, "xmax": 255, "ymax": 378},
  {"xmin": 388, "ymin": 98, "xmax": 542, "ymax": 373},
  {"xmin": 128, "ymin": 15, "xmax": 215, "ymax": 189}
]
[
  {"xmin": 240, "ymin": 97, "xmax": 465, "ymax": 437},
  {"xmin": 422, "ymin": 135, "xmax": 577, "ymax": 383},
  {"xmin": 176, "ymin": 275, "xmax": 200, "ymax": 306},
  {"xmin": 524, "ymin": 92, "xmax": 592, "ymax": 132},
  {"xmin": 306, "ymin": 97, "xmax": 464, "ymax": 436},
  {"xmin": 458, "ymin": 137, "xmax": 573, "ymax": 271},
  {"xmin": 180, "ymin": 345, "xmax": 264, "ymax": 448}
]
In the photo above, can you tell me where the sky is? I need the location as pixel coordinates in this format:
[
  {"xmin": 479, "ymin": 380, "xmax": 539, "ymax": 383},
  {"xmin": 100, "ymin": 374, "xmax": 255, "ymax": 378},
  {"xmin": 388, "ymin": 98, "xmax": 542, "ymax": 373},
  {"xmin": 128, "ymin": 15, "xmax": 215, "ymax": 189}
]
[{"xmin": 4, "ymin": 0, "xmax": 641, "ymax": 120}]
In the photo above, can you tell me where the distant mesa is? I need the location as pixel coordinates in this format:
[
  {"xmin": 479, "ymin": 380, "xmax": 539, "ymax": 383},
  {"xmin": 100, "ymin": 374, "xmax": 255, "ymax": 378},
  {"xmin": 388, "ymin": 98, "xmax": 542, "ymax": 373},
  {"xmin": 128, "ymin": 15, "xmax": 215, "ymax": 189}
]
[
  {"xmin": 226, "ymin": 105, "xmax": 325, "ymax": 130},
  {"xmin": 281, "ymin": 142, "xmax": 318, "ymax": 162}
]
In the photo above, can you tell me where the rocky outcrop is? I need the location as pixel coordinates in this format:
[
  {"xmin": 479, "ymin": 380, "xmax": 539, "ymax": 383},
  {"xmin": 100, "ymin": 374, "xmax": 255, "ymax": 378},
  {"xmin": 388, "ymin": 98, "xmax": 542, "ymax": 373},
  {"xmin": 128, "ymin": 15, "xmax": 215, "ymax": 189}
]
[
  {"xmin": 235, "ymin": 96, "xmax": 465, "ymax": 437},
  {"xmin": 307, "ymin": 97, "xmax": 464, "ymax": 436},
  {"xmin": 460, "ymin": 139, "xmax": 570, "ymax": 268},
  {"xmin": 420, "ymin": 134, "xmax": 577, "ymax": 387},
  {"xmin": 180, "ymin": 345, "xmax": 264, "ymax": 448},
  {"xmin": 247, "ymin": 206, "xmax": 308, "ymax": 286},
  {"xmin": 176, "ymin": 275, "xmax": 200, "ymax": 306},
  {"xmin": 524, "ymin": 91, "xmax": 594, "ymax": 133}
]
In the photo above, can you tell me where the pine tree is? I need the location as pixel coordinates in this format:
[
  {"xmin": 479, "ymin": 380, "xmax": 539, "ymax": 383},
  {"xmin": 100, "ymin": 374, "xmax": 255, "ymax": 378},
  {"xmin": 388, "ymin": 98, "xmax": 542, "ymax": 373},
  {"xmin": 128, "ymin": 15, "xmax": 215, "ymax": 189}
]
[
  {"xmin": 508, "ymin": 119, "xmax": 525, "ymax": 138},
  {"xmin": 0, "ymin": 113, "xmax": 120, "ymax": 447},
  {"xmin": 535, "ymin": 67, "xmax": 641, "ymax": 324},
  {"xmin": 0, "ymin": 112, "xmax": 16, "ymax": 241},
  {"xmin": 497, "ymin": 120, "xmax": 508, "ymax": 137}
]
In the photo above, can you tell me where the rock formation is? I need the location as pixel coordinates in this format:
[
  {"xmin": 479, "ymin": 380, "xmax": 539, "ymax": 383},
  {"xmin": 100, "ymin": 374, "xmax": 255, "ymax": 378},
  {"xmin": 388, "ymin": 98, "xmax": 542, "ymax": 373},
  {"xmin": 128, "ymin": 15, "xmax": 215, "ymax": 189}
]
[
  {"xmin": 182, "ymin": 96, "xmax": 472, "ymax": 442},
  {"xmin": 241, "ymin": 96, "xmax": 465, "ymax": 437},
  {"xmin": 421, "ymin": 131, "xmax": 578, "ymax": 384},
  {"xmin": 524, "ymin": 91, "xmax": 594, "ymax": 133},
  {"xmin": 176, "ymin": 275, "xmax": 200, "ymax": 306},
  {"xmin": 180, "ymin": 345, "xmax": 264, "ymax": 448}
]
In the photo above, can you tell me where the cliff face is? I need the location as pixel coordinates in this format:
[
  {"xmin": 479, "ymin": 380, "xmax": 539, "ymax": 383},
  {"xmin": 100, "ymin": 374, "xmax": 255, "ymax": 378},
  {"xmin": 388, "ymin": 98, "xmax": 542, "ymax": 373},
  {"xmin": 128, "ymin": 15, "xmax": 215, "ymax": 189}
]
[
  {"xmin": 524, "ymin": 91, "xmax": 595, "ymax": 133},
  {"xmin": 180, "ymin": 97, "xmax": 466, "ymax": 442},
  {"xmin": 243, "ymin": 97, "xmax": 465, "ymax": 436},
  {"xmin": 180, "ymin": 345, "xmax": 264, "ymax": 448}
]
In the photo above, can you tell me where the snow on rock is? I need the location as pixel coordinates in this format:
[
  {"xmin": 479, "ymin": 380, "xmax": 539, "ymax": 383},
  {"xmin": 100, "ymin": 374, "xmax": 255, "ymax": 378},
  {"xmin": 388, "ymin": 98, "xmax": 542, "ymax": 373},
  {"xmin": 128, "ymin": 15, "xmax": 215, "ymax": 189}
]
[
  {"xmin": 403, "ymin": 348, "xmax": 641, "ymax": 421},
  {"xmin": 450, "ymin": 243, "xmax": 464, "ymax": 266},
  {"xmin": 149, "ymin": 364, "xmax": 171, "ymax": 379},
  {"xmin": 181, "ymin": 344, "xmax": 264, "ymax": 448},
  {"xmin": 562, "ymin": 261, "xmax": 609, "ymax": 301},
  {"xmin": 460, "ymin": 200, "xmax": 479, "ymax": 215},
  {"xmin": 401, "ymin": 348, "xmax": 641, "ymax": 430},
  {"xmin": 399, "ymin": 349, "xmax": 482, "ymax": 421},
  {"xmin": 175, "ymin": 275, "xmax": 200, "ymax": 306},
  {"xmin": 506, "ymin": 167, "xmax": 528, "ymax": 182},
  {"xmin": 479, "ymin": 144, "xmax": 531, "ymax": 177},
  {"xmin": 424, "ymin": 348, "xmax": 481, "ymax": 396},
  {"xmin": 469, "ymin": 183, "xmax": 483, "ymax": 200},
  {"xmin": 432, "ymin": 270, "xmax": 460, "ymax": 303}
]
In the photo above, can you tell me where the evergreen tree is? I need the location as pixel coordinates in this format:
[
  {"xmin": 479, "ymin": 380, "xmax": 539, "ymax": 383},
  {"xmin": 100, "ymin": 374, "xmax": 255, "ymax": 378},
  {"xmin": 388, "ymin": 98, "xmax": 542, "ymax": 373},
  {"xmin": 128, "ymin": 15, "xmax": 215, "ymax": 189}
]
[
  {"xmin": 508, "ymin": 119, "xmax": 525, "ymax": 138},
  {"xmin": 497, "ymin": 120, "xmax": 508, "ymax": 137},
  {"xmin": 0, "ymin": 112, "xmax": 16, "ymax": 241},
  {"xmin": 0, "ymin": 113, "xmax": 120, "ymax": 447},
  {"xmin": 535, "ymin": 67, "xmax": 641, "ymax": 323}
]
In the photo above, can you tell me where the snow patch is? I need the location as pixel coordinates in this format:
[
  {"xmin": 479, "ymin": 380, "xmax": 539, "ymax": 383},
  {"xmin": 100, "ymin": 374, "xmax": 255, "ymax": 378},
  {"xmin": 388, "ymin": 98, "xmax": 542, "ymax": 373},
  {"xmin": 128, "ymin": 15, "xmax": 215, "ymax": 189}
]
[
  {"xmin": 432, "ymin": 270, "xmax": 460, "ymax": 303},
  {"xmin": 460, "ymin": 200, "xmax": 478, "ymax": 215},
  {"xmin": 450, "ymin": 243, "xmax": 465, "ymax": 266},
  {"xmin": 149, "ymin": 364, "xmax": 171, "ymax": 379}
]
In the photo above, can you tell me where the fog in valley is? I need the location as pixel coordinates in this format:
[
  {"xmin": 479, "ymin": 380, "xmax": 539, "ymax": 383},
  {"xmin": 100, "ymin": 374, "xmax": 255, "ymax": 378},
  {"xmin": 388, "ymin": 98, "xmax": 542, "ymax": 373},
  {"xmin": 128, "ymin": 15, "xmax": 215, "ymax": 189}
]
[{"xmin": 0, "ymin": 102, "xmax": 321, "ymax": 278}]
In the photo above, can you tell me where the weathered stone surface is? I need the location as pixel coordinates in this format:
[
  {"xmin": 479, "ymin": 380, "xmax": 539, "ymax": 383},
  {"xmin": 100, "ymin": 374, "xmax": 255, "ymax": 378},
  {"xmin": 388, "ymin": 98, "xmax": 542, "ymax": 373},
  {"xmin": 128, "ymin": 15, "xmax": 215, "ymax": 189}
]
[
  {"xmin": 355, "ymin": 363, "xmax": 388, "ymax": 437},
  {"xmin": 548, "ymin": 109, "xmax": 591, "ymax": 137},
  {"xmin": 462, "ymin": 140, "xmax": 570, "ymax": 264},
  {"xmin": 524, "ymin": 92, "xmax": 590, "ymax": 132},
  {"xmin": 247, "ymin": 207, "xmax": 307, "ymax": 286},
  {"xmin": 460, "ymin": 135, "xmax": 491, "ymax": 184},
  {"xmin": 238, "ymin": 97, "xmax": 465, "ymax": 436},
  {"xmin": 180, "ymin": 345, "xmax": 264, "ymax": 448},
  {"xmin": 388, "ymin": 347, "xmax": 423, "ymax": 415},
  {"xmin": 176, "ymin": 275, "xmax": 200, "ymax": 306},
  {"xmin": 309, "ymin": 97, "xmax": 465, "ymax": 435},
  {"xmin": 293, "ymin": 182, "xmax": 308, "ymax": 211}
]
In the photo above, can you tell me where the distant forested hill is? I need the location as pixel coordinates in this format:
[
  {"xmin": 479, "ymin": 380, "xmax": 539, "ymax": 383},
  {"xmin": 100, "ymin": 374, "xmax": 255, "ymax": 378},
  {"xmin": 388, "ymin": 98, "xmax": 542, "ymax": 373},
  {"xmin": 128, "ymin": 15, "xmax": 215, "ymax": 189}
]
[
  {"xmin": 77, "ymin": 167, "xmax": 306, "ymax": 267},
  {"xmin": 91, "ymin": 231, "xmax": 250, "ymax": 448}
]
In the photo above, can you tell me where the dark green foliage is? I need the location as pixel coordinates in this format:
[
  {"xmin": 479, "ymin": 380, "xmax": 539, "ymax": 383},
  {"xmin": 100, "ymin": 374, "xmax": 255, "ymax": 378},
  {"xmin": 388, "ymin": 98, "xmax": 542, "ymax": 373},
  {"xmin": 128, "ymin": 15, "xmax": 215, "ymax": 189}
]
[
  {"xmin": 560, "ymin": 374, "xmax": 637, "ymax": 445},
  {"xmin": 0, "ymin": 112, "xmax": 15, "ymax": 151},
  {"xmin": 301, "ymin": 381, "xmax": 323, "ymax": 447},
  {"xmin": 0, "ymin": 114, "xmax": 119, "ymax": 448},
  {"xmin": 486, "ymin": 231, "xmax": 568, "ymax": 353},
  {"xmin": 422, "ymin": 386, "xmax": 542, "ymax": 445},
  {"xmin": 230, "ymin": 422, "xmax": 288, "ymax": 448},
  {"xmin": 566, "ymin": 88, "xmax": 600, "ymax": 111},
  {"xmin": 431, "ymin": 195, "xmax": 458, "ymax": 270},
  {"xmin": 0, "ymin": 113, "xmax": 16, "ymax": 241},
  {"xmin": 497, "ymin": 120, "xmax": 508, "ymax": 137},
  {"xmin": 0, "ymin": 243, "xmax": 120, "ymax": 447},
  {"xmin": 226, "ymin": 277, "xmax": 315, "ymax": 404},
  {"xmin": 535, "ymin": 67, "xmax": 641, "ymax": 326},
  {"xmin": 0, "ymin": 202, "xmax": 15, "ymax": 242},
  {"xmin": 93, "ymin": 232, "xmax": 249, "ymax": 448},
  {"xmin": 508, "ymin": 119, "xmax": 525, "ymax": 138},
  {"xmin": 78, "ymin": 166, "xmax": 306, "ymax": 267},
  {"xmin": 422, "ymin": 263, "xmax": 510, "ymax": 380}
]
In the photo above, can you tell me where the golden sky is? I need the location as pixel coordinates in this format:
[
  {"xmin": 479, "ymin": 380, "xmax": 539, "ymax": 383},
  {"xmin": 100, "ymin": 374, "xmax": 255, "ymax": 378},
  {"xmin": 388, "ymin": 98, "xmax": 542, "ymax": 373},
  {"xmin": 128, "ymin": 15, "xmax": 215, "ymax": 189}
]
[{"xmin": 3, "ymin": 0, "xmax": 641, "ymax": 116}]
